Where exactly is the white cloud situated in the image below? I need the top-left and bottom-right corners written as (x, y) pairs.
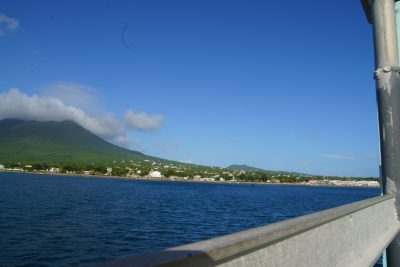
top-left (0, 88), bottom-right (127, 145)
top-left (124, 110), bottom-right (164, 131)
top-left (0, 14), bottom-right (19, 36)
top-left (321, 153), bottom-right (356, 160)
top-left (39, 82), bottom-right (100, 111)
top-left (0, 88), bottom-right (166, 150)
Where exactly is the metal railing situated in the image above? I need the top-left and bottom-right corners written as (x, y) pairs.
top-left (99, 195), bottom-right (400, 267)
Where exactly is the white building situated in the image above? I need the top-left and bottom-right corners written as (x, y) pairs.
top-left (149, 170), bottom-right (162, 178)
top-left (106, 167), bottom-right (112, 175)
top-left (49, 167), bottom-right (60, 173)
top-left (0, 164), bottom-right (4, 171)
top-left (193, 175), bottom-right (202, 181)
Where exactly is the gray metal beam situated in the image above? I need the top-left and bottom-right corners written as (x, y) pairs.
top-left (371, 0), bottom-right (399, 68)
top-left (98, 196), bottom-right (399, 267)
top-left (369, 0), bottom-right (400, 266)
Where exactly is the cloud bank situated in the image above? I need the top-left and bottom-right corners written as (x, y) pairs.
top-left (0, 14), bottom-right (19, 36)
top-left (124, 110), bottom-right (164, 131)
top-left (0, 88), bottom-right (164, 147)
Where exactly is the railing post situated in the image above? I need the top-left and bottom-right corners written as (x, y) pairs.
top-left (364, 0), bottom-right (400, 265)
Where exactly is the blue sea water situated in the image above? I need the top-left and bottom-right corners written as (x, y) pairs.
top-left (0, 173), bottom-right (380, 266)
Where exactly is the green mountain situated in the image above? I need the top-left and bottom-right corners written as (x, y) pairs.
top-left (227, 164), bottom-right (309, 176)
top-left (0, 119), bottom-right (312, 177)
top-left (0, 119), bottom-right (153, 163)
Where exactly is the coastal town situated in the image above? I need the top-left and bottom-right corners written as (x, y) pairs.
top-left (0, 160), bottom-right (380, 187)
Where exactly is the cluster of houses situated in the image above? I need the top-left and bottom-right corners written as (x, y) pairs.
top-left (147, 171), bottom-right (218, 181)
top-left (0, 164), bottom-right (23, 172)
top-left (0, 164), bottom-right (112, 176)
top-left (0, 162), bottom-right (380, 187)
top-left (305, 179), bottom-right (379, 187)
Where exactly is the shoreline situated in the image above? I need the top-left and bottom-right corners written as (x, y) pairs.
top-left (0, 170), bottom-right (381, 188)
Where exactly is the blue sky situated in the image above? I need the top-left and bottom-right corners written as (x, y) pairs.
top-left (0, 1), bottom-right (379, 177)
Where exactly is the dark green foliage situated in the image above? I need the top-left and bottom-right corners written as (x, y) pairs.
top-left (111, 167), bottom-right (129, 177)
top-left (0, 119), bottom-right (27, 131)
top-left (0, 119), bottom-right (153, 164)
top-left (161, 168), bottom-right (176, 177)
top-left (227, 164), bottom-right (309, 176)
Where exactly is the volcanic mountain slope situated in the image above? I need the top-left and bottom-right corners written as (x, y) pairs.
top-left (0, 119), bottom-right (150, 163)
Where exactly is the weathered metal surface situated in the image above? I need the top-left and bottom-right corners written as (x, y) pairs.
top-left (369, 1), bottom-right (400, 266)
top-left (371, 0), bottom-right (399, 68)
top-left (375, 65), bottom-right (400, 267)
top-left (395, 1), bottom-right (400, 62)
top-left (99, 195), bottom-right (400, 267)
top-left (375, 67), bottom-right (400, 204)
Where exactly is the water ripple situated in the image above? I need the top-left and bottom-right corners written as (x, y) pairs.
top-left (0, 173), bottom-right (379, 266)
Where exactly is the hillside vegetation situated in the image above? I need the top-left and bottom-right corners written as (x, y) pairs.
top-left (0, 119), bottom-right (149, 163)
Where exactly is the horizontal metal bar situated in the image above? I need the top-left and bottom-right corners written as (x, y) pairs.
top-left (99, 195), bottom-right (399, 267)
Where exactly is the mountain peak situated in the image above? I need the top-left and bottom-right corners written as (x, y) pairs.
top-left (0, 119), bottom-right (145, 163)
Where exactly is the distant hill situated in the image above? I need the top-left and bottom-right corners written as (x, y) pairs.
top-left (227, 164), bottom-right (309, 176)
top-left (0, 119), bottom-right (314, 177)
top-left (0, 119), bottom-right (154, 163)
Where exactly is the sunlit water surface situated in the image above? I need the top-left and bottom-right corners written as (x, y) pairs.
top-left (0, 173), bottom-right (380, 266)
